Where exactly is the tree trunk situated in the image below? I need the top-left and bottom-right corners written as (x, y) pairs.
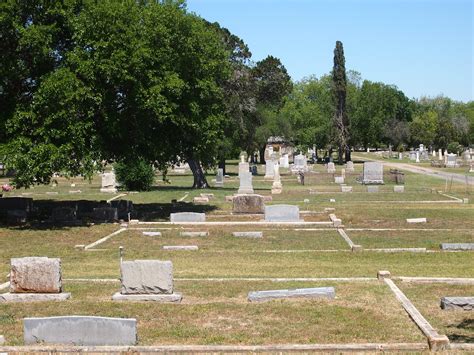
top-left (188, 159), bottom-right (209, 188)
top-left (345, 147), bottom-right (351, 162)
top-left (259, 145), bottom-right (266, 164)
top-left (338, 146), bottom-right (343, 164)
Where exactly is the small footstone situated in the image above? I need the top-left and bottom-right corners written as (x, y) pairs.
top-left (303, 199), bottom-right (310, 203)
top-left (163, 246), bottom-right (198, 251)
top-left (406, 218), bottom-right (427, 223)
top-left (329, 199), bottom-right (336, 203)
top-left (351, 245), bottom-right (363, 252)
top-left (377, 270), bottom-right (391, 280)
top-left (440, 297), bottom-right (474, 310)
top-left (180, 231), bottom-right (208, 237)
top-left (232, 232), bottom-right (263, 238)
top-left (112, 292), bottom-right (182, 303)
top-left (367, 185), bottom-right (379, 193)
top-left (440, 243), bottom-right (474, 250)
top-left (248, 287), bottom-right (335, 302)
top-left (393, 185), bottom-right (404, 193)
top-left (0, 335), bottom-right (5, 345)
top-left (341, 186), bottom-right (352, 193)
top-left (142, 231), bottom-right (162, 237)
top-left (0, 293), bottom-right (70, 303)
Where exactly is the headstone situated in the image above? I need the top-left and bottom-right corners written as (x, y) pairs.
top-left (180, 231), bottom-right (208, 237)
top-left (327, 162), bottom-right (336, 174)
top-left (280, 154), bottom-right (289, 168)
top-left (440, 243), bottom-right (474, 251)
top-left (415, 151), bottom-right (420, 163)
top-left (399, 152), bottom-right (403, 160)
top-left (271, 163), bottom-right (282, 194)
top-left (238, 162), bottom-right (250, 178)
top-left (233, 194), bottom-right (265, 214)
top-left (10, 257), bottom-right (62, 294)
top-left (248, 287), bottom-right (335, 302)
top-left (93, 207), bottom-right (118, 222)
top-left (341, 185), bottom-right (353, 193)
top-left (341, 169), bottom-right (346, 178)
top-left (250, 165), bottom-right (258, 175)
top-left (215, 168), bottom-right (224, 187)
top-left (419, 144), bottom-right (424, 152)
top-left (334, 176), bottom-right (344, 184)
top-left (112, 260), bottom-right (182, 302)
top-left (406, 218), bottom-right (427, 223)
top-left (264, 160), bottom-right (275, 179)
top-left (238, 171), bottom-right (254, 194)
top-left (362, 162), bottom-right (384, 184)
top-left (346, 161), bottom-right (355, 172)
top-left (264, 204), bottom-right (300, 222)
top-left (438, 149), bottom-right (443, 161)
top-left (440, 297), bottom-right (474, 311)
top-left (293, 154), bottom-right (308, 172)
top-left (170, 212), bottom-right (205, 222)
top-left (409, 151), bottom-right (416, 161)
top-left (367, 185), bottom-right (379, 193)
top-left (100, 171), bottom-right (117, 193)
top-left (394, 185), bottom-right (405, 193)
top-left (446, 153), bottom-right (457, 168)
top-left (193, 196), bottom-right (209, 204)
top-left (142, 231), bottom-right (161, 237)
top-left (232, 231), bottom-right (263, 238)
top-left (24, 316), bottom-right (137, 345)
top-left (162, 245), bottom-right (198, 251)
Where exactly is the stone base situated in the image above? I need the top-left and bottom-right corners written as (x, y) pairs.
top-left (248, 287), bottom-right (335, 302)
top-left (428, 335), bottom-right (450, 351)
top-left (100, 188), bottom-right (118, 193)
top-left (112, 292), bottom-right (182, 303)
top-left (237, 188), bottom-right (254, 194)
top-left (0, 292), bottom-right (71, 303)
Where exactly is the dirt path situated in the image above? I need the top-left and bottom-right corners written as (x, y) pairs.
top-left (353, 154), bottom-right (474, 186)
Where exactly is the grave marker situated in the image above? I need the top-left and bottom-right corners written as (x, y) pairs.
top-left (362, 162), bottom-right (384, 184)
top-left (264, 204), bottom-right (300, 222)
top-left (248, 287), bottom-right (335, 302)
top-left (170, 212), bottom-right (205, 222)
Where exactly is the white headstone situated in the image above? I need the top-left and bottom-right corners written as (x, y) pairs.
top-left (120, 260), bottom-right (173, 294)
top-left (362, 162), bottom-right (384, 184)
top-left (327, 162), bottom-right (336, 173)
top-left (446, 153), bottom-right (457, 168)
top-left (271, 163), bottom-right (282, 194)
top-left (215, 168), bottom-right (224, 187)
top-left (279, 154), bottom-right (289, 168)
top-left (438, 149), bottom-right (443, 161)
top-left (345, 161), bottom-right (354, 172)
top-left (238, 162), bottom-right (250, 178)
top-left (100, 171), bottom-right (117, 193)
top-left (264, 160), bottom-right (275, 179)
top-left (415, 151), bottom-right (420, 163)
top-left (264, 204), bottom-right (300, 222)
top-left (238, 171), bottom-right (254, 194)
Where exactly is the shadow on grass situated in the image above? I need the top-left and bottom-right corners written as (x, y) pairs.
top-left (448, 318), bottom-right (474, 343)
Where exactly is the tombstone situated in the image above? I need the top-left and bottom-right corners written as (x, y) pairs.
top-left (264, 204), bottom-right (300, 222)
top-left (93, 207), bottom-right (118, 222)
top-left (250, 165), bottom-right (258, 175)
top-left (24, 316), bottom-right (137, 345)
top-left (170, 212), bottom-right (205, 222)
top-left (238, 161), bottom-right (250, 178)
top-left (293, 154), bottom-right (308, 172)
top-left (193, 196), bottom-right (209, 204)
top-left (341, 185), bottom-right (353, 193)
top-left (341, 169), bottom-right (346, 178)
top-left (362, 162), bottom-right (384, 184)
top-left (233, 194), bottom-right (265, 214)
top-left (327, 162), bottom-right (336, 174)
top-left (432, 150), bottom-right (436, 157)
top-left (440, 297), bottom-right (474, 311)
top-left (446, 153), bottom-right (457, 168)
top-left (180, 231), bottom-right (208, 237)
top-left (394, 185), bottom-right (405, 193)
top-left (399, 152), bottom-right (403, 160)
top-left (346, 161), bottom-right (354, 172)
top-left (248, 287), bottom-right (335, 302)
top-left (334, 176), bottom-right (344, 184)
top-left (142, 231), bottom-right (161, 237)
top-left (233, 231), bottom-right (263, 238)
top-left (470, 162), bottom-right (474, 173)
top-left (280, 154), bottom-right (289, 168)
top-left (238, 171), bottom-right (254, 194)
top-left (438, 149), bottom-right (443, 161)
top-left (264, 158), bottom-right (275, 180)
top-left (163, 245), bottom-right (198, 251)
top-left (215, 168), bottom-right (224, 187)
top-left (440, 243), bottom-right (474, 251)
top-left (419, 144), bottom-right (424, 152)
top-left (421, 151), bottom-right (429, 161)
top-left (409, 151), bottom-right (416, 161)
top-left (462, 150), bottom-right (471, 165)
top-left (271, 163), bottom-right (282, 194)
top-left (0, 257), bottom-right (70, 302)
top-left (100, 171), bottom-right (117, 193)
top-left (367, 185), bottom-right (379, 193)
top-left (415, 151), bottom-right (420, 163)
top-left (112, 260), bottom-right (182, 302)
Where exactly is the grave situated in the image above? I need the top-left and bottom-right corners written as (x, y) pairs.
top-left (406, 218), bottom-right (427, 224)
top-left (163, 245), bottom-right (198, 251)
top-left (100, 171), bottom-right (117, 193)
top-left (329, 213), bottom-right (342, 227)
top-left (362, 162), bottom-right (384, 184)
top-left (264, 204), bottom-right (300, 222)
top-left (0, 257), bottom-right (70, 303)
top-left (232, 231), bottom-right (263, 238)
top-left (142, 231), bottom-right (162, 237)
top-left (346, 161), bottom-right (355, 172)
top-left (237, 171), bottom-right (254, 194)
top-left (394, 185), bottom-right (405, 193)
top-left (446, 153), bottom-right (457, 168)
top-left (334, 176), bottom-right (344, 184)
top-left (238, 161), bottom-right (250, 178)
top-left (327, 162), bottom-right (336, 173)
top-left (24, 316), bottom-right (137, 345)
top-left (292, 154), bottom-right (308, 172)
top-left (112, 260), bottom-right (182, 302)
top-left (233, 194), bottom-right (265, 214)
top-left (341, 185), bottom-right (353, 193)
top-left (180, 231), bottom-right (208, 237)
top-left (440, 243), bottom-right (474, 251)
top-left (440, 297), bottom-right (474, 311)
top-left (170, 212), bottom-right (205, 222)
top-left (215, 168), bottom-right (224, 187)
top-left (280, 154), bottom-right (289, 168)
top-left (367, 185), bottom-right (379, 193)
top-left (193, 196), bottom-right (209, 204)
top-left (248, 287), bottom-right (335, 302)
top-left (264, 159), bottom-right (275, 180)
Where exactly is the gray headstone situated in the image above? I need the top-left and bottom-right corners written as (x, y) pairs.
top-left (238, 162), bottom-right (250, 177)
top-left (440, 297), bottom-right (474, 310)
top-left (440, 243), bottom-right (474, 251)
top-left (446, 153), bottom-right (457, 168)
top-left (264, 160), bottom-right (275, 178)
top-left (180, 231), bottom-right (208, 237)
top-left (232, 231), bottom-right (263, 238)
top-left (345, 161), bottom-right (354, 172)
top-left (170, 212), bottom-right (205, 222)
top-left (10, 257), bottom-right (62, 294)
top-left (367, 185), bottom-right (379, 193)
top-left (264, 204), bottom-right (300, 222)
top-left (233, 194), bottom-right (264, 214)
top-left (100, 171), bottom-right (117, 193)
top-left (394, 185), bottom-right (405, 193)
top-left (24, 316), bottom-right (137, 345)
top-left (238, 171), bottom-right (254, 194)
top-left (327, 162), bottom-right (336, 173)
top-left (362, 162), bottom-right (384, 184)
top-left (215, 168), bottom-right (224, 187)
top-left (162, 245), bottom-right (198, 251)
top-left (121, 260), bottom-right (173, 294)
top-left (248, 287), bottom-right (335, 302)
top-left (142, 231), bottom-right (162, 237)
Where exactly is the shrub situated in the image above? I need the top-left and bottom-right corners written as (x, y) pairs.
top-left (114, 159), bottom-right (155, 191)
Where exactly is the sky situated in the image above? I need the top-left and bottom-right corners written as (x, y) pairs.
top-left (187, 0), bottom-right (473, 102)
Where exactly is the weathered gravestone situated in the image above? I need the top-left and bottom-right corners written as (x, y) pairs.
top-left (440, 243), bottom-right (474, 251)
top-left (264, 204), bottom-right (300, 222)
top-left (394, 185), bottom-right (405, 193)
top-left (0, 257), bottom-right (70, 302)
top-left (238, 171), bottom-right (254, 194)
top-left (112, 260), bottom-right (182, 302)
top-left (238, 161), bottom-right (250, 178)
top-left (232, 231), bottom-right (263, 238)
top-left (345, 161), bottom-right (354, 172)
top-left (271, 163), bottom-right (282, 194)
top-left (264, 159), bottom-right (275, 180)
top-left (446, 153), bottom-right (457, 168)
top-left (233, 194), bottom-right (265, 214)
top-left (334, 176), bottom-right (344, 184)
top-left (280, 154), bottom-right (289, 168)
top-left (248, 287), bottom-right (335, 302)
top-left (215, 168), bottom-right (224, 187)
top-left (440, 297), bottom-right (474, 311)
top-left (367, 185), bottom-right (379, 193)
top-left (24, 316), bottom-right (137, 345)
top-left (292, 154), bottom-right (308, 172)
top-left (362, 162), bottom-right (384, 184)
top-left (327, 162), bottom-right (336, 174)
top-left (170, 212), bottom-right (205, 222)
top-left (100, 171), bottom-right (117, 193)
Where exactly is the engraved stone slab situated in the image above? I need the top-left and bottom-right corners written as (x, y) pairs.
top-left (362, 162), bottom-right (384, 184)
top-left (24, 316), bottom-right (137, 345)
top-left (10, 257), bottom-right (62, 294)
top-left (233, 194), bottom-right (264, 214)
top-left (238, 162), bottom-right (250, 177)
top-left (170, 212), bottom-right (205, 222)
top-left (440, 297), bottom-right (474, 310)
top-left (142, 231), bottom-right (162, 237)
top-left (232, 232), bottom-right (263, 238)
top-left (334, 176), bottom-right (344, 184)
top-left (215, 168), bottom-right (224, 187)
top-left (367, 185), bottom-right (379, 193)
top-left (100, 172), bottom-right (117, 193)
top-left (193, 197), bottom-right (209, 204)
top-left (406, 218), bottom-right (427, 223)
top-left (394, 185), bottom-right (405, 193)
top-left (180, 231), bottom-right (208, 237)
top-left (0, 292), bottom-right (70, 303)
top-left (264, 204), bottom-right (300, 222)
top-left (341, 185), bottom-right (353, 193)
top-left (248, 287), bottom-right (335, 302)
top-left (440, 243), bottom-right (474, 251)
top-left (112, 292), bottom-right (182, 302)
top-left (163, 245), bottom-right (198, 251)
top-left (120, 260), bottom-right (173, 294)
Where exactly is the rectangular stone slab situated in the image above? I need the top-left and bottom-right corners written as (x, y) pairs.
top-left (10, 257), bottom-right (62, 293)
top-left (362, 161), bottom-right (384, 184)
top-left (407, 218), bottom-right (427, 223)
top-left (162, 246), bottom-right (199, 251)
top-left (24, 316), bottom-right (136, 345)
top-left (233, 194), bottom-right (264, 214)
top-left (180, 232), bottom-right (208, 237)
top-left (121, 260), bottom-right (173, 295)
top-left (0, 292), bottom-right (70, 303)
top-left (112, 292), bottom-right (182, 303)
top-left (170, 212), bottom-right (205, 222)
top-left (232, 232), bottom-right (263, 238)
top-left (367, 185), bottom-right (379, 193)
top-left (142, 231), bottom-right (162, 237)
top-left (264, 204), bottom-right (300, 222)
top-left (248, 287), bottom-right (335, 302)
top-left (440, 297), bottom-right (474, 310)
top-left (440, 243), bottom-right (474, 250)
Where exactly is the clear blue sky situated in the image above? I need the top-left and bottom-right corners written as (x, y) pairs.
top-left (187, 0), bottom-right (473, 102)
